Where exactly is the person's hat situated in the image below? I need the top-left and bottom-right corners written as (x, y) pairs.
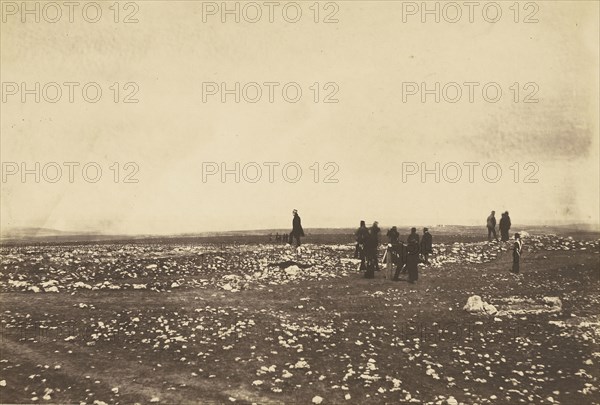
top-left (515, 233), bottom-right (521, 238)
top-left (424, 227), bottom-right (429, 231)
top-left (411, 227), bottom-right (417, 232)
top-left (292, 209), bottom-right (298, 213)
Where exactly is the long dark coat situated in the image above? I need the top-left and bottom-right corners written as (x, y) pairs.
top-left (292, 214), bottom-right (304, 237)
top-left (421, 232), bottom-right (433, 254)
top-left (512, 239), bottom-right (522, 273)
top-left (406, 245), bottom-right (419, 282)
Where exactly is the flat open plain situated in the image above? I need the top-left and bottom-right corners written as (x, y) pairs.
top-left (1, 230), bottom-right (599, 404)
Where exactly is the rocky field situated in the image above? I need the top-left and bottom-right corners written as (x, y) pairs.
top-left (0, 232), bottom-right (599, 404)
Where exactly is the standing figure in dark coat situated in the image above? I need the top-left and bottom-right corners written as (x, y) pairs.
top-left (487, 211), bottom-right (498, 241)
top-left (364, 228), bottom-right (378, 279)
top-left (387, 226), bottom-right (400, 244)
top-left (386, 226), bottom-right (402, 277)
top-left (289, 209), bottom-right (305, 247)
top-left (420, 227), bottom-right (433, 264)
top-left (355, 220), bottom-right (369, 270)
top-left (499, 211), bottom-right (512, 241)
top-left (370, 221), bottom-right (381, 271)
top-left (406, 228), bottom-right (420, 283)
top-left (511, 233), bottom-right (523, 274)
top-left (407, 227), bottom-right (420, 245)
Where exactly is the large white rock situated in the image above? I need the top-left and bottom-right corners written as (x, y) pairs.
top-left (463, 295), bottom-right (497, 315)
top-left (543, 296), bottom-right (562, 310)
top-left (285, 265), bottom-right (301, 276)
top-left (447, 396), bottom-right (458, 405)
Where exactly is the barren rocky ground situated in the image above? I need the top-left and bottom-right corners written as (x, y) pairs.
top-left (1, 232), bottom-right (599, 404)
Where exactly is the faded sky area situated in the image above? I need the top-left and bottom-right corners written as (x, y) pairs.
top-left (1, 1), bottom-right (599, 235)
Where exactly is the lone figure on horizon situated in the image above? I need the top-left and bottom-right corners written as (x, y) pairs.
top-left (289, 209), bottom-right (304, 247)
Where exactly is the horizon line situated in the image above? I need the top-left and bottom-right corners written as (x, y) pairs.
top-left (2, 222), bottom-right (599, 239)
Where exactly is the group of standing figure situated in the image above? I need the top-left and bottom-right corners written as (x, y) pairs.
top-left (486, 210), bottom-right (513, 242)
top-left (354, 221), bottom-right (433, 284)
top-left (280, 209), bottom-right (522, 277)
top-left (487, 210), bottom-right (523, 274)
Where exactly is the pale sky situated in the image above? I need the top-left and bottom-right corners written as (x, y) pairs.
top-left (1, 1), bottom-right (598, 234)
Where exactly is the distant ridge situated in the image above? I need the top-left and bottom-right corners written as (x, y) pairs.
top-left (1, 224), bottom-right (598, 245)
top-left (2, 227), bottom-right (69, 237)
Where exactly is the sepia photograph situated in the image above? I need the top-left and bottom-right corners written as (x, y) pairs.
top-left (0, 1), bottom-right (599, 403)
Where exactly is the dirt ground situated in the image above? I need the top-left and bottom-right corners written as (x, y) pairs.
top-left (1, 231), bottom-right (599, 404)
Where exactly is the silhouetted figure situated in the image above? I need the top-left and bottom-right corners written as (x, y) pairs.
top-left (421, 227), bottom-right (433, 264)
top-left (406, 227), bottom-right (420, 283)
top-left (499, 211), bottom-right (512, 241)
top-left (355, 220), bottom-right (369, 270)
top-left (386, 226), bottom-right (403, 277)
top-left (370, 221), bottom-right (381, 271)
top-left (487, 211), bottom-right (498, 241)
top-left (364, 227), bottom-right (379, 279)
top-left (407, 227), bottom-right (420, 245)
top-left (511, 233), bottom-right (523, 274)
top-left (387, 226), bottom-right (400, 244)
top-left (289, 209), bottom-right (304, 247)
